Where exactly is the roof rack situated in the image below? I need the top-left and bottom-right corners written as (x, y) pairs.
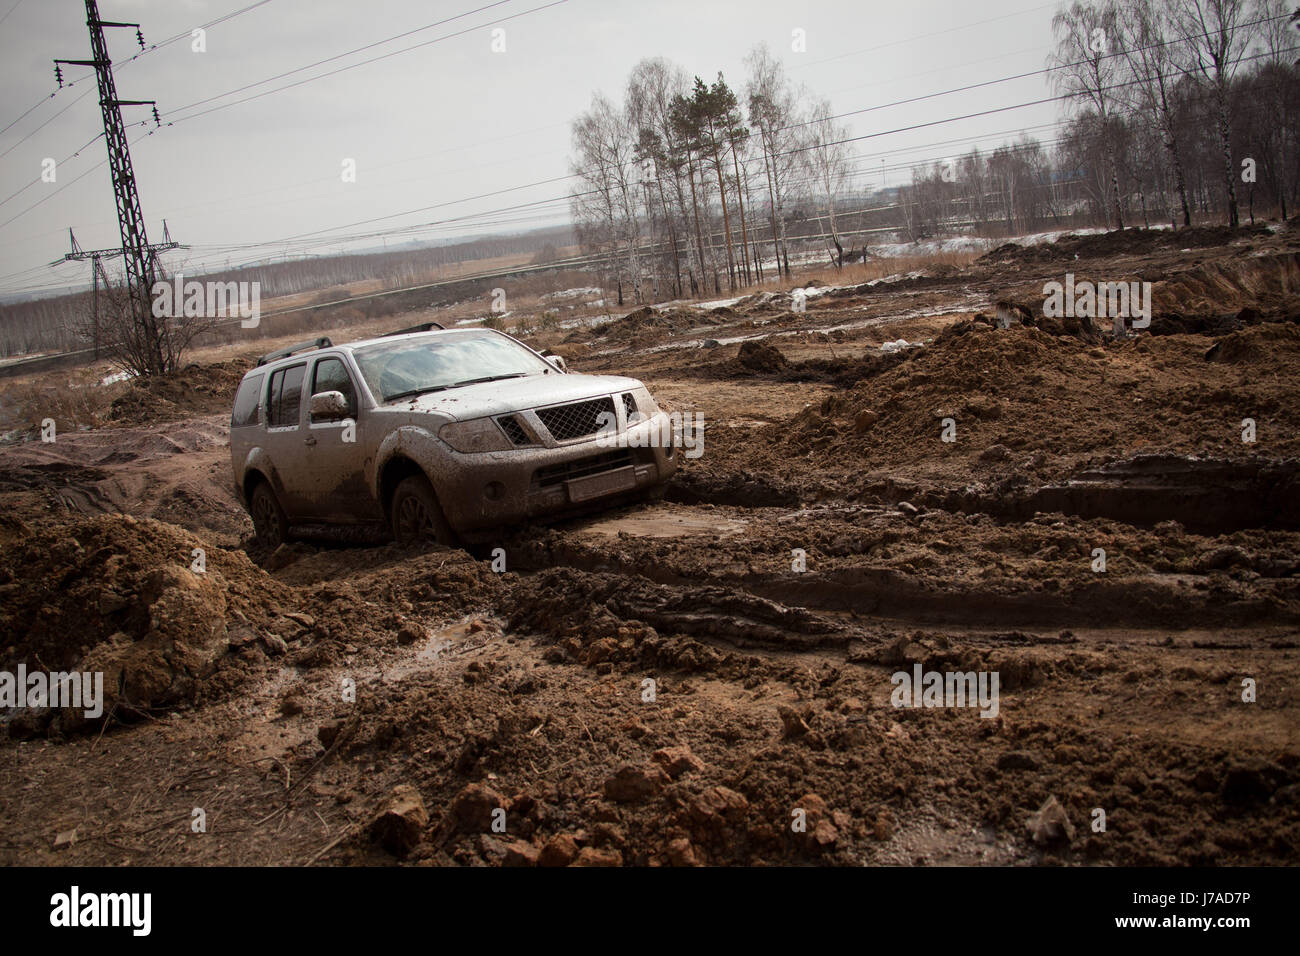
top-left (382, 321), bottom-right (445, 337)
top-left (256, 336), bottom-right (333, 367)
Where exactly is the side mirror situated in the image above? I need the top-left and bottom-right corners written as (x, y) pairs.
top-left (541, 350), bottom-right (567, 372)
top-left (310, 390), bottom-right (349, 421)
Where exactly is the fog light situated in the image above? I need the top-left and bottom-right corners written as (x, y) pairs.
top-left (484, 480), bottom-right (506, 501)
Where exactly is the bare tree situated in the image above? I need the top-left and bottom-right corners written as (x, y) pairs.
top-left (71, 263), bottom-right (219, 376)
top-left (570, 93), bottom-right (642, 304)
top-left (1118, 0), bottom-right (1195, 225)
top-left (627, 58), bottom-right (692, 296)
top-left (1172, 0), bottom-right (1252, 226)
top-left (745, 44), bottom-right (800, 278)
top-left (1051, 0), bottom-right (1127, 229)
top-left (802, 98), bottom-right (851, 266)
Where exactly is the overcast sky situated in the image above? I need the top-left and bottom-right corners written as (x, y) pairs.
top-left (0, 0), bottom-right (1063, 296)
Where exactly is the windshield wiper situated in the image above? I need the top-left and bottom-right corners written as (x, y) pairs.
top-left (386, 384), bottom-right (453, 402)
top-left (385, 373), bottom-right (529, 403)
top-left (449, 373), bottom-right (529, 388)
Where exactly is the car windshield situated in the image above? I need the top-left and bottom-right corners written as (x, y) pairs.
top-left (352, 331), bottom-right (555, 403)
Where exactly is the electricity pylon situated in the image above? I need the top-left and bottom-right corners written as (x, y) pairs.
top-left (55, 1), bottom-right (170, 372)
top-left (55, 223), bottom-right (184, 359)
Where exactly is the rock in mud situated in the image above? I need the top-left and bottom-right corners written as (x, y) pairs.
top-left (573, 847), bottom-right (623, 867)
top-left (368, 784), bottom-right (428, 857)
top-left (652, 745), bottom-right (705, 779)
top-left (1026, 795), bottom-right (1074, 846)
top-left (667, 837), bottom-right (699, 867)
top-left (502, 839), bottom-right (540, 867)
top-left (449, 782), bottom-right (505, 832)
top-left (777, 704), bottom-right (812, 738)
top-left (854, 410), bottom-right (880, 432)
top-left (688, 786), bottom-right (750, 829)
top-left (538, 833), bottom-right (580, 867)
top-left (604, 763), bottom-right (671, 802)
top-left (796, 794), bottom-right (840, 848)
top-left (873, 635), bottom-right (926, 666)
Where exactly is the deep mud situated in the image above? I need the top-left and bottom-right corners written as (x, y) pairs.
top-left (1, 224), bottom-right (1297, 866)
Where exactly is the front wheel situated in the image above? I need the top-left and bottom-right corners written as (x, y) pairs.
top-left (391, 475), bottom-right (457, 546)
top-left (250, 481), bottom-right (288, 548)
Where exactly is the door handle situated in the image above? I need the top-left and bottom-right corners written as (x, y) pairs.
top-left (304, 436), bottom-right (317, 446)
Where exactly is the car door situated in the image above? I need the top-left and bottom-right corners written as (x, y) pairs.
top-left (301, 354), bottom-right (380, 522)
top-left (262, 361), bottom-right (311, 518)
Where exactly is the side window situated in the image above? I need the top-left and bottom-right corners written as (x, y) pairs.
top-left (231, 373), bottom-right (263, 428)
top-left (311, 357), bottom-right (356, 421)
top-left (267, 363), bottom-right (306, 429)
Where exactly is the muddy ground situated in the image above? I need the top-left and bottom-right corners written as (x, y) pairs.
top-left (1, 224), bottom-right (1298, 867)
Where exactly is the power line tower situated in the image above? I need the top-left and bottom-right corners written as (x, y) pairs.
top-left (55, 0), bottom-right (169, 373)
top-left (54, 223), bottom-right (185, 359)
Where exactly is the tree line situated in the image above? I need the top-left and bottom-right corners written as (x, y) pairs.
top-left (569, 47), bottom-right (856, 303)
top-left (570, 1), bottom-right (1299, 302)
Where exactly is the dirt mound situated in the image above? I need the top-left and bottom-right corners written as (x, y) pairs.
top-left (590, 306), bottom-right (719, 347)
top-left (108, 359), bottom-right (250, 426)
top-left (737, 340), bottom-right (787, 372)
top-left (0, 513), bottom-right (293, 733)
top-left (1205, 321), bottom-right (1300, 364)
top-left (775, 320), bottom-right (1300, 474)
top-left (1154, 252), bottom-right (1300, 319)
top-left (975, 225), bottom-right (1274, 266)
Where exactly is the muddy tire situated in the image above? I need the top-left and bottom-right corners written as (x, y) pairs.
top-left (250, 481), bottom-right (288, 549)
top-left (641, 483), bottom-right (668, 503)
top-left (391, 475), bottom-right (457, 546)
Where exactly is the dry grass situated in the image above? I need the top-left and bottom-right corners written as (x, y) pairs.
top-left (0, 367), bottom-right (130, 435)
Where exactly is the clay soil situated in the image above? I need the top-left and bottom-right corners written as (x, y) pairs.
top-left (1, 224), bottom-right (1298, 867)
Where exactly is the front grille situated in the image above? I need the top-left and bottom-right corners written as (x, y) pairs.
top-left (536, 396), bottom-right (616, 442)
top-left (621, 391), bottom-right (637, 420)
top-left (532, 449), bottom-right (633, 488)
top-left (496, 414), bottom-right (531, 446)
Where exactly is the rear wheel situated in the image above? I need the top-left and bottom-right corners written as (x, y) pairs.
top-left (391, 475), bottom-right (457, 546)
top-left (250, 481), bottom-right (288, 548)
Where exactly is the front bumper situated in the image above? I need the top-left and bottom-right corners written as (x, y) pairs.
top-left (434, 411), bottom-right (679, 536)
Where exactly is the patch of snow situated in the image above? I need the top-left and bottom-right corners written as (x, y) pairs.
top-left (692, 296), bottom-right (745, 310)
top-left (542, 286), bottom-right (603, 301)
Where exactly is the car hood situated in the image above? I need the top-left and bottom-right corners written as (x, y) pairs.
top-left (383, 372), bottom-right (643, 421)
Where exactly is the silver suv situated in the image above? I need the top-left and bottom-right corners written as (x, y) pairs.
top-left (229, 326), bottom-right (677, 547)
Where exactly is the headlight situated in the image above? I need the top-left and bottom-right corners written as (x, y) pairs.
top-left (438, 418), bottom-right (514, 453)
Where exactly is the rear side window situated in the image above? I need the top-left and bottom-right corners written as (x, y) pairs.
top-left (311, 357), bottom-right (356, 419)
top-left (231, 373), bottom-right (263, 428)
top-left (267, 363), bottom-right (306, 429)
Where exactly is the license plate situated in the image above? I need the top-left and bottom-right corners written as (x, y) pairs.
top-left (566, 465), bottom-right (637, 503)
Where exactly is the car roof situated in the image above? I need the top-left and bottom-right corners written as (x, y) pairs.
top-left (247, 326), bottom-right (498, 377)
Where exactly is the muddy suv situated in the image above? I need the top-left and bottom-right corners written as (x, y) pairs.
top-left (230, 326), bottom-right (677, 547)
